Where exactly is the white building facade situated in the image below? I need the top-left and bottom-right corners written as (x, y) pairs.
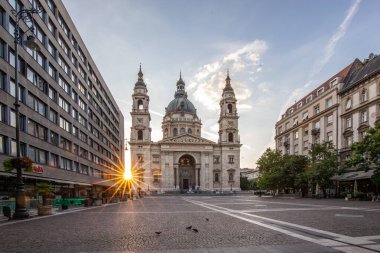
top-left (129, 67), bottom-right (241, 192)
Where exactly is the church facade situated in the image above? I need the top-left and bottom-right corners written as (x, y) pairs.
top-left (129, 67), bottom-right (241, 192)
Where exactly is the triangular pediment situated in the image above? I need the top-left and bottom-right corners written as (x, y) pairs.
top-left (159, 134), bottom-right (216, 145)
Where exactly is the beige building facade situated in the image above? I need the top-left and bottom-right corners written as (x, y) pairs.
top-left (129, 68), bottom-right (241, 192)
top-left (275, 63), bottom-right (353, 155)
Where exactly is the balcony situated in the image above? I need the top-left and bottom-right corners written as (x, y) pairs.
top-left (311, 128), bottom-right (320, 135)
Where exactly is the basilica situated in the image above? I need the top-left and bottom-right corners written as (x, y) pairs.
top-left (129, 66), bottom-right (241, 192)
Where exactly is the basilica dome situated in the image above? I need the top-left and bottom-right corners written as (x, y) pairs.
top-left (165, 73), bottom-right (197, 114)
top-left (166, 97), bottom-right (196, 114)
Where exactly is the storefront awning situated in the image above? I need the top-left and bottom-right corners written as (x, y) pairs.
top-left (331, 169), bottom-right (375, 181)
top-left (0, 172), bottom-right (90, 186)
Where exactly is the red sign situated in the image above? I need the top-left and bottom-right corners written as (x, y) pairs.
top-left (32, 165), bottom-right (44, 174)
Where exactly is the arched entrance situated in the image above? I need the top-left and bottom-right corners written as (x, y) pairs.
top-left (178, 155), bottom-right (196, 190)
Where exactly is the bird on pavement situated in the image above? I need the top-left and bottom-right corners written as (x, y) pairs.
top-left (192, 228), bottom-right (199, 233)
top-left (186, 226), bottom-right (192, 230)
top-left (205, 218), bottom-right (209, 221)
top-left (155, 232), bottom-right (162, 235)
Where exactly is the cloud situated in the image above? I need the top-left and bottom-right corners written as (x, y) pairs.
top-left (188, 40), bottom-right (268, 111)
top-left (311, 0), bottom-right (361, 76)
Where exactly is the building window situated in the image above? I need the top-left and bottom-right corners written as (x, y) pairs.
top-left (137, 99), bottom-right (143, 110)
top-left (9, 109), bottom-right (16, 127)
top-left (361, 110), bottom-right (367, 123)
top-left (326, 131), bottom-right (333, 142)
top-left (137, 130), bottom-right (143, 140)
top-left (294, 131), bottom-right (299, 139)
top-left (306, 95), bottom-right (313, 103)
top-left (188, 128), bottom-right (192, 134)
top-left (180, 128), bottom-right (186, 134)
top-left (28, 146), bottom-right (47, 164)
top-left (214, 173), bottom-right (219, 182)
top-left (229, 172), bottom-right (234, 182)
top-left (28, 120), bottom-right (47, 141)
top-left (326, 97), bottom-right (333, 108)
top-left (59, 116), bottom-right (71, 132)
top-left (48, 64), bottom-right (57, 80)
top-left (285, 122), bottom-right (289, 130)
top-left (227, 104), bottom-right (233, 113)
top-left (228, 133), bottom-right (234, 142)
top-left (49, 153), bottom-right (59, 167)
top-left (58, 14), bottom-right (69, 36)
top-left (213, 155), bottom-right (220, 164)
top-left (59, 96), bottom-right (70, 113)
top-left (49, 109), bottom-right (57, 124)
top-left (303, 112), bottom-right (308, 121)
top-left (228, 155), bottom-right (234, 164)
top-left (293, 117), bottom-right (298, 126)
top-left (303, 140), bottom-right (308, 150)
top-left (47, 41), bottom-right (56, 57)
top-left (59, 137), bottom-right (72, 151)
top-left (0, 135), bottom-right (5, 154)
top-left (345, 136), bottom-right (353, 147)
top-left (48, 86), bottom-right (57, 102)
top-left (50, 131), bottom-right (58, 146)
top-left (61, 157), bottom-right (72, 170)
top-left (173, 128), bottom-right (178, 136)
top-left (345, 98), bottom-right (352, 110)
top-left (314, 120), bottom-right (320, 129)
top-left (361, 89), bottom-right (368, 103)
top-left (346, 117), bottom-right (352, 128)
top-left (317, 87), bottom-right (324, 96)
top-left (326, 114), bottom-right (333, 125)
top-left (314, 104), bottom-right (320, 115)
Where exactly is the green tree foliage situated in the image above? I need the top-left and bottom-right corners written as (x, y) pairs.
top-left (240, 176), bottom-right (256, 190)
top-left (34, 182), bottom-right (54, 206)
top-left (346, 124), bottom-right (380, 192)
top-left (256, 148), bottom-right (283, 193)
top-left (256, 148), bottom-right (309, 194)
top-left (308, 141), bottom-right (338, 197)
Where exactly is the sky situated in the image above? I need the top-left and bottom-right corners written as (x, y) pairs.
top-left (62, 0), bottom-right (380, 168)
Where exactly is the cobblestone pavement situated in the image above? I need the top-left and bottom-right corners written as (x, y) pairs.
top-left (0, 196), bottom-right (379, 253)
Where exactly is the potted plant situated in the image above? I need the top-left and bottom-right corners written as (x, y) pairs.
top-left (35, 182), bottom-right (54, 216)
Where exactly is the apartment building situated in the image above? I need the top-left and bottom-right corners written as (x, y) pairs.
top-left (0, 0), bottom-right (124, 198)
top-left (275, 63), bottom-right (353, 155)
top-left (339, 54), bottom-right (380, 161)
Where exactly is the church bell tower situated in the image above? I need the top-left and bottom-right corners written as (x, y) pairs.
top-left (130, 65), bottom-right (151, 143)
top-left (218, 71), bottom-right (239, 144)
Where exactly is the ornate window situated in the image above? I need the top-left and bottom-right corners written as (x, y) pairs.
top-left (345, 98), bottom-right (352, 110)
top-left (164, 128), bottom-right (168, 138)
top-left (228, 172), bottom-right (234, 182)
top-left (137, 130), bottom-right (143, 140)
top-left (187, 128), bottom-right (192, 134)
top-left (180, 128), bottom-right (185, 134)
top-left (173, 128), bottom-right (178, 136)
top-left (228, 133), bottom-right (234, 142)
top-left (227, 104), bottom-right (233, 113)
top-left (361, 89), bottom-right (368, 103)
top-left (137, 99), bottom-right (143, 110)
top-left (214, 173), bottom-right (219, 182)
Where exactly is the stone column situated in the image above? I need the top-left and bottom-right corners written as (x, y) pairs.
top-left (174, 168), bottom-right (177, 188)
top-left (195, 168), bottom-right (198, 188)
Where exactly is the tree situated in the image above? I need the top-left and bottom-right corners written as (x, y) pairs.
top-left (346, 124), bottom-right (380, 192)
top-left (256, 148), bottom-right (283, 194)
top-left (34, 182), bottom-right (54, 206)
top-left (308, 141), bottom-right (338, 198)
top-left (240, 177), bottom-right (256, 190)
top-left (282, 154), bottom-right (309, 191)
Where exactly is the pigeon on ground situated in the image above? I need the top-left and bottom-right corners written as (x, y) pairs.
top-left (186, 226), bottom-right (192, 230)
top-left (205, 218), bottom-right (209, 221)
top-left (155, 232), bottom-right (162, 235)
top-left (192, 228), bottom-right (199, 233)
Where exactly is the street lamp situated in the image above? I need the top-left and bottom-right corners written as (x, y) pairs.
top-left (12, 6), bottom-right (41, 219)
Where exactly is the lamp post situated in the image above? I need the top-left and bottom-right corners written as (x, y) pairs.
top-left (12, 6), bottom-right (41, 219)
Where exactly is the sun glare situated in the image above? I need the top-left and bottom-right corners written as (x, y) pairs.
top-left (124, 168), bottom-right (132, 180)
top-left (95, 152), bottom-right (151, 202)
